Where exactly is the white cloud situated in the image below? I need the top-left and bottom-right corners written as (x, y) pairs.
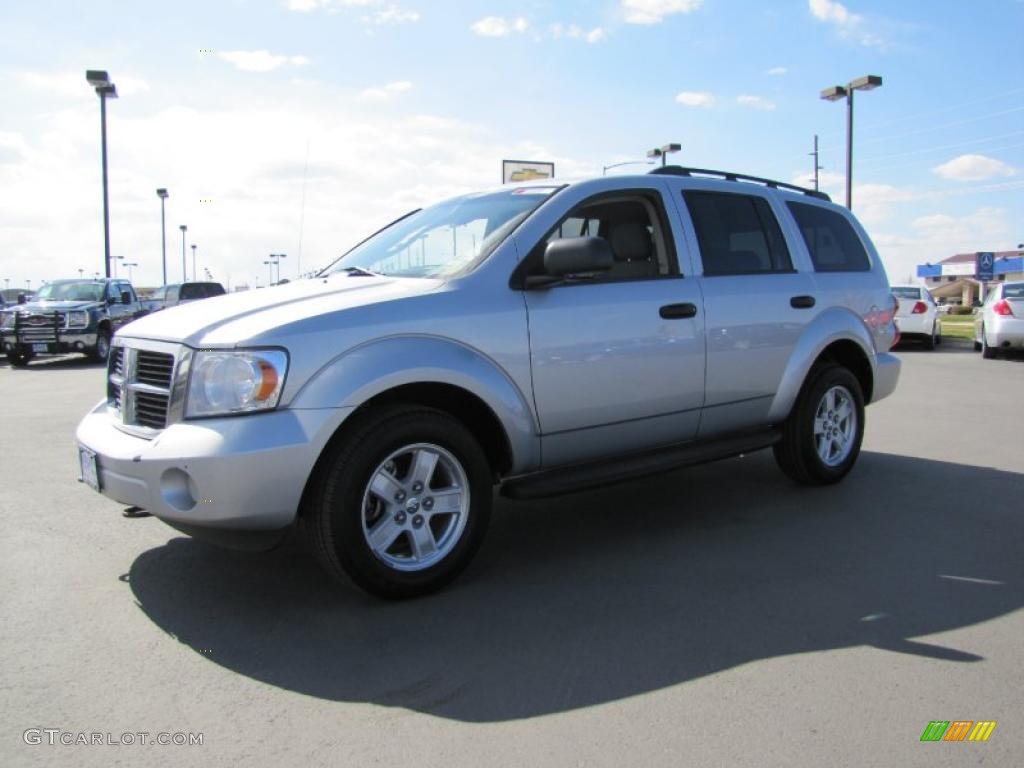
top-left (358, 80), bottom-right (413, 102)
top-left (766, 66), bottom-right (787, 76)
top-left (736, 94), bottom-right (775, 110)
top-left (675, 90), bottom-right (714, 107)
top-left (808, 0), bottom-right (882, 47)
top-left (364, 5), bottom-right (420, 24)
top-left (217, 50), bottom-right (311, 73)
top-left (933, 154), bottom-right (1017, 182)
top-left (621, 0), bottom-right (704, 25)
top-left (471, 16), bottom-right (529, 37)
top-left (551, 23), bottom-right (608, 43)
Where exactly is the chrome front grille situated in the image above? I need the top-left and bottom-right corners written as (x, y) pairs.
top-left (108, 343), bottom-right (179, 434)
top-left (15, 312), bottom-right (62, 343)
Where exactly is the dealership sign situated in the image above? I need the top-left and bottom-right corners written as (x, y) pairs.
top-left (502, 160), bottom-right (555, 184)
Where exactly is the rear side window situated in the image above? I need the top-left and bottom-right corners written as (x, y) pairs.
top-left (683, 191), bottom-right (792, 276)
top-left (1004, 283), bottom-right (1024, 299)
top-left (787, 202), bottom-right (871, 272)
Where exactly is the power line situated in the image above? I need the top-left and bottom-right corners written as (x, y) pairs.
top-left (855, 130), bottom-right (1024, 167)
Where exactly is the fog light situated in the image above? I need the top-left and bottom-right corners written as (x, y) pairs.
top-left (160, 467), bottom-right (197, 511)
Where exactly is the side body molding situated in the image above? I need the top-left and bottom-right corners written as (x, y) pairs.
top-left (767, 307), bottom-right (877, 423)
top-left (290, 335), bottom-right (541, 474)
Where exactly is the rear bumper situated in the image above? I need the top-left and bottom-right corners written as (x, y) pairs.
top-left (987, 317), bottom-right (1024, 348)
top-left (894, 313), bottom-right (933, 336)
top-left (870, 352), bottom-right (900, 404)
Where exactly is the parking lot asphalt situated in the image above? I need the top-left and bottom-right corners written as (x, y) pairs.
top-left (2, 345), bottom-right (1022, 768)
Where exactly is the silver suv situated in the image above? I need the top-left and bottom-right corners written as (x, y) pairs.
top-left (76, 167), bottom-right (900, 598)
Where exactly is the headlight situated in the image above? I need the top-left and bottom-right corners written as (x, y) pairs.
top-left (0, 312), bottom-right (14, 329)
top-left (67, 311), bottom-right (89, 329)
top-left (185, 349), bottom-right (288, 418)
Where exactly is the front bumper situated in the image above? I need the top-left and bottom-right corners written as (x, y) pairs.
top-left (76, 401), bottom-right (353, 533)
top-left (2, 329), bottom-right (97, 354)
top-left (870, 352), bottom-right (900, 404)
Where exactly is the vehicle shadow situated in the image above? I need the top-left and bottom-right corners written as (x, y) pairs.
top-left (6, 355), bottom-right (106, 370)
top-left (126, 451), bottom-right (1023, 722)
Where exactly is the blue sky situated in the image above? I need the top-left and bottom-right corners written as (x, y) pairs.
top-left (1, 0), bottom-right (1022, 289)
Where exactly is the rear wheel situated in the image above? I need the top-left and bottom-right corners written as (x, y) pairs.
top-left (773, 363), bottom-right (865, 486)
top-left (301, 405), bottom-right (492, 599)
top-left (923, 323), bottom-right (937, 350)
top-left (981, 325), bottom-right (998, 359)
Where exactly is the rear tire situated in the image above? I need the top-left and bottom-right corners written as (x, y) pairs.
top-left (981, 326), bottom-right (998, 359)
top-left (300, 405), bottom-right (492, 599)
top-left (923, 324), bottom-right (936, 350)
top-left (773, 363), bottom-right (865, 486)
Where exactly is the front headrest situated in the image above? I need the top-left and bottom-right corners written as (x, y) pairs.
top-left (609, 221), bottom-right (653, 262)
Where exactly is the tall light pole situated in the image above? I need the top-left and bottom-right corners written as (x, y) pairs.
top-left (821, 75), bottom-right (883, 209)
top-left (263, 259), bottom-right (274, 285)
top-left (123, 262), bottom-right (138, 281)
top-left (647, 143), bottom-right (681, 167)
top-left (179, 225), bottom-right (188, 282)
top-left (86, 70), bottom-right (118, 278)
top-left (809, 134), bottom-right (823, 192)
top-left (157, 189), bottom-right (169, 286)
top-left (191, 244), bottom-right (197, 282)
top-left (112, 255), bottom-right (124, 277)
top-left (602, 160), bottom-right (656, 175)
top-left (276, 253), bottom-right (287, 283)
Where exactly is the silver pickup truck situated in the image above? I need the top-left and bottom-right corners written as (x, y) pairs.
top-left (76, 167), bottom-right (900, 598)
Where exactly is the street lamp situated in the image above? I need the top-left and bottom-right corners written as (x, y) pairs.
top-left (112, 255), bottom-right (124, 277)
top-left (276, 253), bottom-right (287, 283)
top-left (821, 75), bottom-right (883, 209)
top-left (179, 225), bottom-right (187, 282)
top-left (602, 160), bottom-right (656, 175)
top-left (191, 244), bottom-right (197, 282)
top-left (86, 70), bottom-right (117, 278)
top-left (156, 189), bottom-right (169, 285)
top-left (647, 143), bottom-right (681, 167)
top-left (122, 262), bottom-right (138, 281)
top-left (262, 259), bottom-right (274, 285)
top-left (78, 269), bottom-right (84, 278)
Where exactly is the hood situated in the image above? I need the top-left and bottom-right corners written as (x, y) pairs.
top-left (7, 300), bottom-right (104, 313)
top-left (120, 273), bottom-right (444, 346)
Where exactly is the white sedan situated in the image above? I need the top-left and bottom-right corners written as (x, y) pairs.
top-left (975, 281), bottom-right (1024, 359)
top-left (892, 285), bottom-right (940, 350)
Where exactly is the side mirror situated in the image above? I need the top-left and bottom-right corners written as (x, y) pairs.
top-left (525, 237), bottom-right (613, 288)
top-left (17, 293), bottom-right (27, 305)
top-left (121, 291), bottom-right (132, 304)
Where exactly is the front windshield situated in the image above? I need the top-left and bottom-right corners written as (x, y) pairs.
top-left (36, 281), bottom-right (105, 302)
top-left (325, 187), bottom-right (560, 278)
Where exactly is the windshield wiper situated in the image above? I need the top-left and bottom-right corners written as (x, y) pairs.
top-left (336, 267), bottom-right (384, 277)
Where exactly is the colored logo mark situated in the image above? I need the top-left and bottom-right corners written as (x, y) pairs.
top-left (920, 721), bottom-right (997, 742)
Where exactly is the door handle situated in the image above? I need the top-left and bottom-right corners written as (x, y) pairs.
top-left (659, 302), bottom-right (698, 319)
top-left (790, 295), bottom-right (816, 309)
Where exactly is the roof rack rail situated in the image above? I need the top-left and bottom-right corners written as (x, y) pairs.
top-left (650, 165), bottom-right (830, 201)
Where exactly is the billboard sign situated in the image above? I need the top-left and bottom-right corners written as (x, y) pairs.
top-left (975, 252), bottom-right (995, 281)
top-left (502, 160), bottom-right (555, 184)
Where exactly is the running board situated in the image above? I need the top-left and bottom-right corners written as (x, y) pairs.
top-left (500, 429), bottom-right (781, 500)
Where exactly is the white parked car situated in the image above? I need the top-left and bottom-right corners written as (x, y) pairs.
top-left (975, 281), bottom-right (1024, 359)
top-left (891, 285), bottom-right (940, 349)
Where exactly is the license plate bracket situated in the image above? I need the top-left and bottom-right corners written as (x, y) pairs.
top-left (79, 446), bottom-right (101, 492)
top-left (32, 343), bottom-right (48, 353)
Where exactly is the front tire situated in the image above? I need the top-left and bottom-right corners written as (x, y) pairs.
top-left (90, 329), bottom-right (111, 363)
top-left (301, 405), bottom-right (492, 599)
top-left (6, 347), bottom-right (33, 367)
top-left (773, 364), bottom-right (865, 486)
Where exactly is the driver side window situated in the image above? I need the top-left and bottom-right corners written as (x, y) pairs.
top-left (539, 194), bottom-right (677, 282)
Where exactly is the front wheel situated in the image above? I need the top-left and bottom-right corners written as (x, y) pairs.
top-left (773, 364), bottom-right (865, 486)
top-left (90, 329), bottom-right (111, 363)
top-left (6, 347), bottom-right (33, 367)
top-left (301, 405), bottom-right (492, 599)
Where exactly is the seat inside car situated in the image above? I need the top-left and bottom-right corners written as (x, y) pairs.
top-left (607, 219), bottom-right (656, 279)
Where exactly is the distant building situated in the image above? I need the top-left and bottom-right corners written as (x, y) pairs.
top-left (917, 250), bottom-right (1024, 305)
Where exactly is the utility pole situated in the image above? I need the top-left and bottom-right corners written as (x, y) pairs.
top-left (809, 134), bottom-right (823, 191)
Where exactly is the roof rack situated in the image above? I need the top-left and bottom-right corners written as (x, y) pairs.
top-left (650, 165), bottom-right (830, 201)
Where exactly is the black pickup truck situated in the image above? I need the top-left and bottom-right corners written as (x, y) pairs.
top-left (0, 278), bottom-right (144, 366)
